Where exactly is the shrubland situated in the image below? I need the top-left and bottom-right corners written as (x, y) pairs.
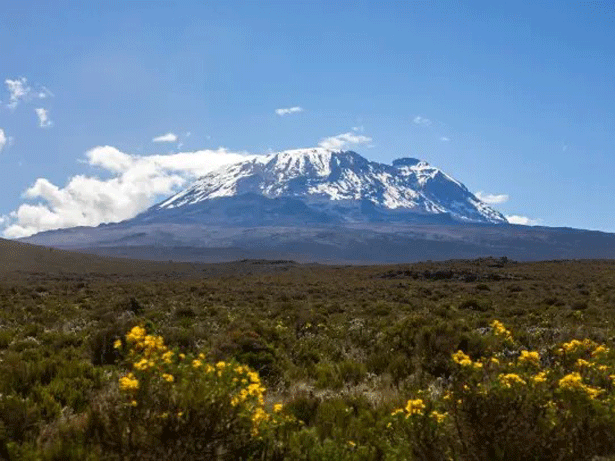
top-left (2, 257), bottom-right (615, 459)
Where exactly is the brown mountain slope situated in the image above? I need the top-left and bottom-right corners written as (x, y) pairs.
top-left (0, 238), bottom-right (300, 281)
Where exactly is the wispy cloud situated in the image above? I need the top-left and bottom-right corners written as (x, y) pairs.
top-left (475, 191), bottom-right (509, 205)
top-left (5, 77), bottom-right (31, 109)
top-left (318, 132), bottom-right (373, 150)
top-left (35, 108), bottom-right (53, 128)
top-left (152, 132), bottom-right (178, 143)
top-left (506, 215), bottom-right (541, 226)
top-left (0, 128), bottom-right (6, 153)
top-left (1, 146), bottom-right (248, 238)
top-left (351, 125), bottom-right (364, 133)
top-left (413, 115), bottom-right (432, 126)
top-left (275, 106), bottom-right (303, 116)
top-left (4, 77), bottom-right (52, 109)
top-left (440, 136), bottom-right (450, 142)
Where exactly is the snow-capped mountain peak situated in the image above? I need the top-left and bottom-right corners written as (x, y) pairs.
top-left (151, 148), bottom-right (507, 225)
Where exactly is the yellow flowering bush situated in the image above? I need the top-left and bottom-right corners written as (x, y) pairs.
top-left (90, 326), bottom-right (295, 460)
top-left (432, 320), bottom-right (615, 460)
top-left (387, 395), bottom-right (452, 461)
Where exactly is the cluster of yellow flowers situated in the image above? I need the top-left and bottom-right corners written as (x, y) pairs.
top-left (430, 410), bottom-right (448, 424)
top-left (229, 365), bottom-right (266, 408)
top-left (452, 350), bottom-right (482, 370)
top-left (558, 338), bottom-right (596, 355)
top-left (405, 398), bottom-right (426, 415)
top-left (390, 398), bottom-right (448, 425)
top-left (119, 372), bottom-right (139, 391)
top-left (116, 325), bottom-right (289, 438)
top-left (450, 320), bottom-right (615, 402)
top-left (498, 373), bottom-right (527, 388)
top-left (490, 319), bottom-right (513, 342)
top-left (116, 326), bottom-right (175, 395)
top-left (558, 371), bottom-right (603, 399)
top-left (518, 350), bottom-right (540, 367)
top-left (532, 371), bottom-right (548, 384)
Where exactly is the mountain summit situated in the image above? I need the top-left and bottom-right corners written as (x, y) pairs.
top-left (141, 148), bottom-right (507, 225)
top-left (22, 147), bottom-right (615, 264)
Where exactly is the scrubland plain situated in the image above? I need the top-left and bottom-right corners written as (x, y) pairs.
top-left (2, 240), bottom-right (615, 459)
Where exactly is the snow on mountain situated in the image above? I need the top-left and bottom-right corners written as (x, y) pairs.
top-left (150, 148), bottom-right (507, 224)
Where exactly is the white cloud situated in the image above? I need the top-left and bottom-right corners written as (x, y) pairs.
top-left (4, 77), bottom-right (52, 110)
top-left (413, 116), bottom-right (432, 126)
top-left (5, 77), bottom-right (31, 109)
top-left (318, 132), bottom-right (373, 150)
top-left (475, 191), bottom-right (509, 204)
top-left (351, 125), bottom-right (364, 133)
top-left (35, 108), bottom-right (53, 128)
top-left (0, 128), bottom-right (6, 152)
top-left (275, 106), bottom-right (303, 116)
top-left (37, 86), bottom-right (54, 99)
top-left (505, 215), bottom-right (541, 226)
top-left (440, 136), bottom-right (450, 142)
top-left (152, 132), bottom-right (178, 143)
top-left (1, 146), bottom-right (248, 238)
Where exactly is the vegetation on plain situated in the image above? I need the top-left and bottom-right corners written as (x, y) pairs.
top-left (2, 256), bottom-right (615, 459)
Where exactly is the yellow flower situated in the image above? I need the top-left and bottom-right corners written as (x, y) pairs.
top-left (519, 350), bottom-right (540, 366)
top-left (130, 400), bottom-right (137, 407)
top-left (216, 361), bottom-right (226, 369)
top-left (430, 410), bottom-right (447, 424)
top-left (559, 372), bottom-right (603, 399)
top-left (192, 359), bottom-right (202, 369)
top-left (575, 358), bottom-right (593, 368)
top-left (119, 373), bottom-right (139, 391)
top-left (391, 408), bottom-right (404, 416)
top-left (273, 403), bottom-right (283, 413)
top-left (248, 371), bottom-right (261, 383)
top-left (452, 350), bottom-right (473, 367)
top-left (348, 441), bottom-right (356, 448)
top-left (134, 358), bottom-right (150, 371)
top-left (113, 339), bottom-right (122, 349)
top-left (498, 373), bottom-right (526, 388)
top-left (561, 338), bottom-right (596, 354)
top-left (162, 350), bottom-right (174, 364)
top-left (162, 373), bottom-right (174, 383)
top-left (490, 357), bottom-right (500, 365)
top-left (558, 372), bottom-right (583, 389)
top-left (491, 320), bottom-right (513, 341)
top-left (532, 371), bottom-right (548, 384)
top-left (592, 345), bottom-right (610, 358)
top-left (126, 326), bottom-right (146, 343)
top-left (252, 407), bottom-right (269, 424)
top-left (405, 398), bottom-right (426, 416)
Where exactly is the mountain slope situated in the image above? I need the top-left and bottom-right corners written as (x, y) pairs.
top-left (140, 148), bottom-right (506, 225)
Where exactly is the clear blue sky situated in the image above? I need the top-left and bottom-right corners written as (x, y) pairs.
top-left (1, 1), bottom-right (614, 236)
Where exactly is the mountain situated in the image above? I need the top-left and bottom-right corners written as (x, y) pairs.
top-left (20, 148), bottom-right (615, 264)
top-left (136, 148), bottom-right (507, 226)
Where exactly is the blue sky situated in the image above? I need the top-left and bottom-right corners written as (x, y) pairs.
top-left (1, 1), bottom-right (614, 236)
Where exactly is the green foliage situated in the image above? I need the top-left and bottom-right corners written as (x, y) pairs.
top-left (3, 259), bottom-right (615, 459)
